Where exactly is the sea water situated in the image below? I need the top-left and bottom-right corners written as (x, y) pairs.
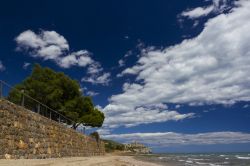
top-left (136, 153), bottom-right (250, 166)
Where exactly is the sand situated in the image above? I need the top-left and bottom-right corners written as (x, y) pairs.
top-left (0, 155), bottom-right (164, 166)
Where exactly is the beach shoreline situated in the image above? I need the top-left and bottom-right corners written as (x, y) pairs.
top-left (0, 155), bottom-right (167, 166)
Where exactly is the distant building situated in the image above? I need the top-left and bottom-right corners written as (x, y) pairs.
top-left (124, 141), bottom-right (152, 154)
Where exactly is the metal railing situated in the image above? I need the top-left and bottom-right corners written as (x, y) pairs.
top-left (0, 80), bottom-right (78, 130)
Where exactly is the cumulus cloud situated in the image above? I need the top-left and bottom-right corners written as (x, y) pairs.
top-left (104, 106), bottom-right (194, 128)
top-left (0, 61), bottom-right (5, 71)
top-left (103, 95), bottom-right (194, 129)
top-left (81, 72), bottom-right (111, 85)
top-left (181, 0), bottom-right (232, 19)
top-left (15, 30), bottom-right (110, 85)
top-left (23, 62), bottom-right (31, 69)
top-left (16, 30), bottom-right (69, 60)
top-left (102, 0), bottom-right (250, 129)
top-left (57, 50), bottom-right (93, 68)
top-left (103, 132), bottom-right (250, 147)
top-left (15, 30), bottom-right (90, 67)
top-left (119, 0), bottom-right (250, 105)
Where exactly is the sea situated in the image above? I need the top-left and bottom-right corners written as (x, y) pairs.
top-left (135, 153), bottom-right (250, 166)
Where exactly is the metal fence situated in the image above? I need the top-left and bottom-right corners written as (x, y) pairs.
top-left (0, 80), bottom-right (79, 131)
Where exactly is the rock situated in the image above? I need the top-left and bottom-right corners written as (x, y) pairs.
top-left (4, 154), bottom-right (11, 159)
top-left (17, 140), bottom-right (28, 149)
top-left (125, 142), bottom-right (152, 154)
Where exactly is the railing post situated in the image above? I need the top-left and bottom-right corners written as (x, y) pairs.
top-left (21, 89), bottom-right (25, 107)
top-left (59, 115), bottom-right (61, 123)
top-left (37, 104), bottom-right (40, 114)
top-left (49, 110), bottom-right (52, 120)
top-left (0, 81), bottom-right (3, 99)
top-left (45, 107), bottom-right (48, 118)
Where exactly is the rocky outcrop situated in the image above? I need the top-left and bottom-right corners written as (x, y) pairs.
top-left (0, 99), bottom-right (105, 159)
top-left (125, 142), bottom-right (152, 154)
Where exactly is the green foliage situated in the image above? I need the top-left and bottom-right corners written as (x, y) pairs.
top-left (102, 139), bottom-right (125, 152)
top-left (8, 64), bottom-right (105, 128)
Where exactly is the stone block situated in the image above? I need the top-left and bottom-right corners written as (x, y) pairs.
top-left (17, 140), bottom-right (28, 149)
top-left (4, 153), bottom-right (12, 159)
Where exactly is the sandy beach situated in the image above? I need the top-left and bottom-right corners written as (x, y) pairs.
top-left (0, 155), bottom-right (164, 166)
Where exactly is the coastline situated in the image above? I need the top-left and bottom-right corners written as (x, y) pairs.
top-left (0, 155), bottom-right (167, 166)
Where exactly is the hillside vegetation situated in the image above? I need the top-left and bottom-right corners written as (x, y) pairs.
top-left (102, 139), bottom-right (125, 152)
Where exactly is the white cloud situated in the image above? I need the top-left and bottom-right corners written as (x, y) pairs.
top-left (192, 20), bottom-right (200, 27)
top-left (175, 104), bottom-right (181, 109)
top-left (103, 132), bottom-right (250, 147)
top-left (82, 72), bottom-right (111, 85)
top-left (116, 50), bottom-right (134, 70)
top-left (124, 50), bottom-right (133, 58)
top-left (243, 104), bottom-right (249, 109)
top-left (119, 66), bottom-right (140, 76)
top-left (119, 0), bottom-right (250, 105)
top-left (118, 59), bottom-right (125, 67)
top-left (15, 30), bottom-right (47, 49)
top-left (181, 6), bottom-right (214, 19)
top-left (181, 0), bottom-right (231, 19)
top-left (15, 30), bottom-right (94, 68)
top-left (103, 0), bottom-right (250, 129)
top-left (104, 106), bottom-right (194, 128)
top-left (23, 62), bottom-right (31, 69)
top-left (16, 30), bottom-right (109, 85)
top-left (0, 61), bottom-right (5, 71)
top-left (87, 62), bottom-right (103, 74)
top-left (97, 128), bottom-right (111, 135)
top-left (103, 97), bottom-right (194, 129)
top-left (41, 31), bottom-right (69, 50)
top-left (124, 36), bottom-right (129, 39)
top-left (16, 30), bottom-right (68, 60)
top-left (37, 45), bottom-right (63, 60)
top-left (57, 50), bottom-right (93, 68)
top-left (86, 90), bottom-right (99, 97)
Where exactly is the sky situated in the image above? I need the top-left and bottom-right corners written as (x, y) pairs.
top-left (0, 0), bottom-right (250, 153)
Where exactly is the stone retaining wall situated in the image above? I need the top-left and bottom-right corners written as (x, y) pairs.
top-left (0, 99), bottom-right (105, 159)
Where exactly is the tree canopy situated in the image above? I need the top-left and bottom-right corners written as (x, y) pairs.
top-left (8, 64), bottom-right (104, 129)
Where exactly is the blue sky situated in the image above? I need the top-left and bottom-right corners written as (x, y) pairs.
top-left (1, 0), bottom-right (250, 153)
